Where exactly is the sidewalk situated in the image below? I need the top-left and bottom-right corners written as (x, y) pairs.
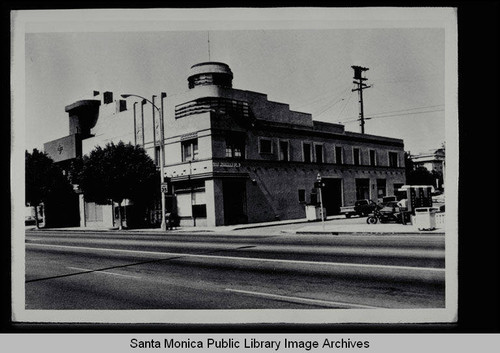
top-left (26, 214), bottom-right (444, 235)
top-left (284, 222), bottom-right (445, 235)
top-left (25, 217), bottom-right (312, 233)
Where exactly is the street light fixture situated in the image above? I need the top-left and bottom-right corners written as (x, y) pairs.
top-left (121, 93), bottom-right (167, 231)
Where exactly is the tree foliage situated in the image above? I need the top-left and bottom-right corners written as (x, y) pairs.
top-left (76, 142), bottom-right (158, 228)
top-left (407, 166), bottom-right (443, 189)
top-left (25, 149), bottom-right (69, 205)
top-left (25, 149), bottom-right (74, 227)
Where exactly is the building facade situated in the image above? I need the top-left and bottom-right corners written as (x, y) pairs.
top-left (161, 62), bottom-right (405, 226)
top-left (45, 61), bottom-right (406, 228)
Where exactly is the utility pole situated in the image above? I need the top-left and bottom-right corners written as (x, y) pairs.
top-left (351, 66), bottom-right (371, 134)
top-left (208, 31), bottom-right (211, 61)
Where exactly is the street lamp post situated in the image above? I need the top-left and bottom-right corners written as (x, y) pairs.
top-left (317, 173), bottom-right (325, 230)
top-left (122, 93), bottom-right (167, 231)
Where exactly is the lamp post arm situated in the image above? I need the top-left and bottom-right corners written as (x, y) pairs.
top-left (121, 94), bottom-right (161, 114)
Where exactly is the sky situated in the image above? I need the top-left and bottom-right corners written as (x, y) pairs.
top-left (19, 9), bottom-right (452, 155)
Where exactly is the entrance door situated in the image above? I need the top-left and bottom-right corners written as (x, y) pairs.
top-left (355, 178), bottom-right (370, 200)
top-left (223, 180), bottom-right (248, 225)
top-left (322, 178), bottom-right (342, 216)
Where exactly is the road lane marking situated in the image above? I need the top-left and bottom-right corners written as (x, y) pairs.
top-left (67, 266), bottom-right (141, 279)
top-left (226, 289), bottom-right (382, 309)
top-left (27, 242), bottom-right (445, 272)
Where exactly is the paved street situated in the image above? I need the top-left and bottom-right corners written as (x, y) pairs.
top-left (25, 219), bottom-right (446, 310)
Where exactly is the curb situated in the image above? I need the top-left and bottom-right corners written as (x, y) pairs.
top-left (288, 231), bottom-right (445, 236)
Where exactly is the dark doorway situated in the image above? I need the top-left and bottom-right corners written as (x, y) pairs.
top-left (223, 180), bottom-right (248, 225)
top-left (322, 178), bottom-right (342, 215)
top-left (355, 178), bottom-right (370, 200)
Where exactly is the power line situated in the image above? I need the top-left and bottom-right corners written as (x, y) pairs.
top-left (294, 84), bottom-right (350, 111)
top-left (314, 97), bottom-right (347, 119)
top-left (365, 108), bottom-right (444, 120)
top-left (336, 91), bottom-right (354, 122)
top-left (294, 66), bottom-right (354, 111)
top-left (337, 104), bottom-right (444, 123)
top-left (368, 104), bottom-right (445, 117)
top-left (338, 108), bottom-right (444, 124)
top-left (372, 73), bottom-right (444, 85)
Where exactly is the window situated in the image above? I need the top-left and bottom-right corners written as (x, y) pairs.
top-left (335, 146), bottom-right (343, 164)
top-left (353, 148), bottom-right (361, 166)
top-left (369, 149), bottom-right (377, 166)
top-left (389, 152), bottom-right (399, 167)
top-left (303, 143), bottom-right (312, 163)
top-left (298, 189), bottom-right (306, 203)
top-left (182, 139), bottom-right (198, 161)
top-left (192, 190), bottom-right (207, 218)
top-left (279, 140), bottom-right (289, 161)
top-left (377, 179), bottom-right (386, 198)
top-left (259, 138), bottom-right (273, 154)
top-left (226, 135), bottom-right (245, 159)
top-left (315, 144), bottom-right (324, 163)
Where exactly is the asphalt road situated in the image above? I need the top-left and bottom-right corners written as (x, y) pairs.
top-left (25, 230), bottom-right (445, 310)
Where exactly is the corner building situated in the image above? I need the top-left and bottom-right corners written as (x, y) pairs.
top-left (162, 62), bottom-right (406, 227)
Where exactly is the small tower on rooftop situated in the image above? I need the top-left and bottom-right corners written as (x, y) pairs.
top-left (188, 62), bottom-right (233, 89)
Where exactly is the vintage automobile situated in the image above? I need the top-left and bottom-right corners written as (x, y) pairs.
top-left (340, 199), bottom-right (378, 218)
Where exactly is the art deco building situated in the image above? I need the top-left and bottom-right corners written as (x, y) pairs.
top-left (45, 61), bottom-right (406, 228)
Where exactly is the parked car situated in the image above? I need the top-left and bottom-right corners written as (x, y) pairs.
top-left (25, 206), bottom-right (43, 226)
top-left (340, 199), bottom-right (378, 218)
top-left (25, 215), bottom-right (37, 226)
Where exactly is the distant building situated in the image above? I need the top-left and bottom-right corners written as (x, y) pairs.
top-left (45, 61), bottom-right (406, 228)
top-left (409, 147), bottom-right (445, 190)
top-left (410, 147), bottom-right (445, 174)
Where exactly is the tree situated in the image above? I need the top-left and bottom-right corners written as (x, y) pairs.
top-left (404, 151), bottom-right (414, 180)
top-left (407, 166), bottom-right (442, 189)
top-left (77, 141), bottom-right (158, 230)
top-left (25, 149), bottom-right (73, 228)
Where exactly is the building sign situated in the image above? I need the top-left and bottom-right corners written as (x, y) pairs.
top-left (180, 132), bottom-right (198, 141)
top-left (44, 135), bottom-right (79, 163)
top-left (214, 162), bottom-right (241, 168)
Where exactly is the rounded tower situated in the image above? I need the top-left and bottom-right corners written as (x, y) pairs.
top-left (188, 62), bottom-right (233, 89)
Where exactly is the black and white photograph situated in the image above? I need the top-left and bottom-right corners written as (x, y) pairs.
top-left (11, 7), bottom-right (459, 326)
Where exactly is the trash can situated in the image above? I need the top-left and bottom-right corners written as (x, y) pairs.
top-left (305, 205), bottom-right (326, 221)
top-left (306, 204), bottom-right (318, 221)
top-left (414, 207), bottom-right (438, 231)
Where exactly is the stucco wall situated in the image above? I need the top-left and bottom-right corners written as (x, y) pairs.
top-left (82, 107), bottom-right (135, 156)
top-left (210, 162), bottom-right (406, 224)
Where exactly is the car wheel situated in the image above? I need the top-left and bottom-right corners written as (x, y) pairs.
top-left (366, 216), bottom-right (377, 224)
